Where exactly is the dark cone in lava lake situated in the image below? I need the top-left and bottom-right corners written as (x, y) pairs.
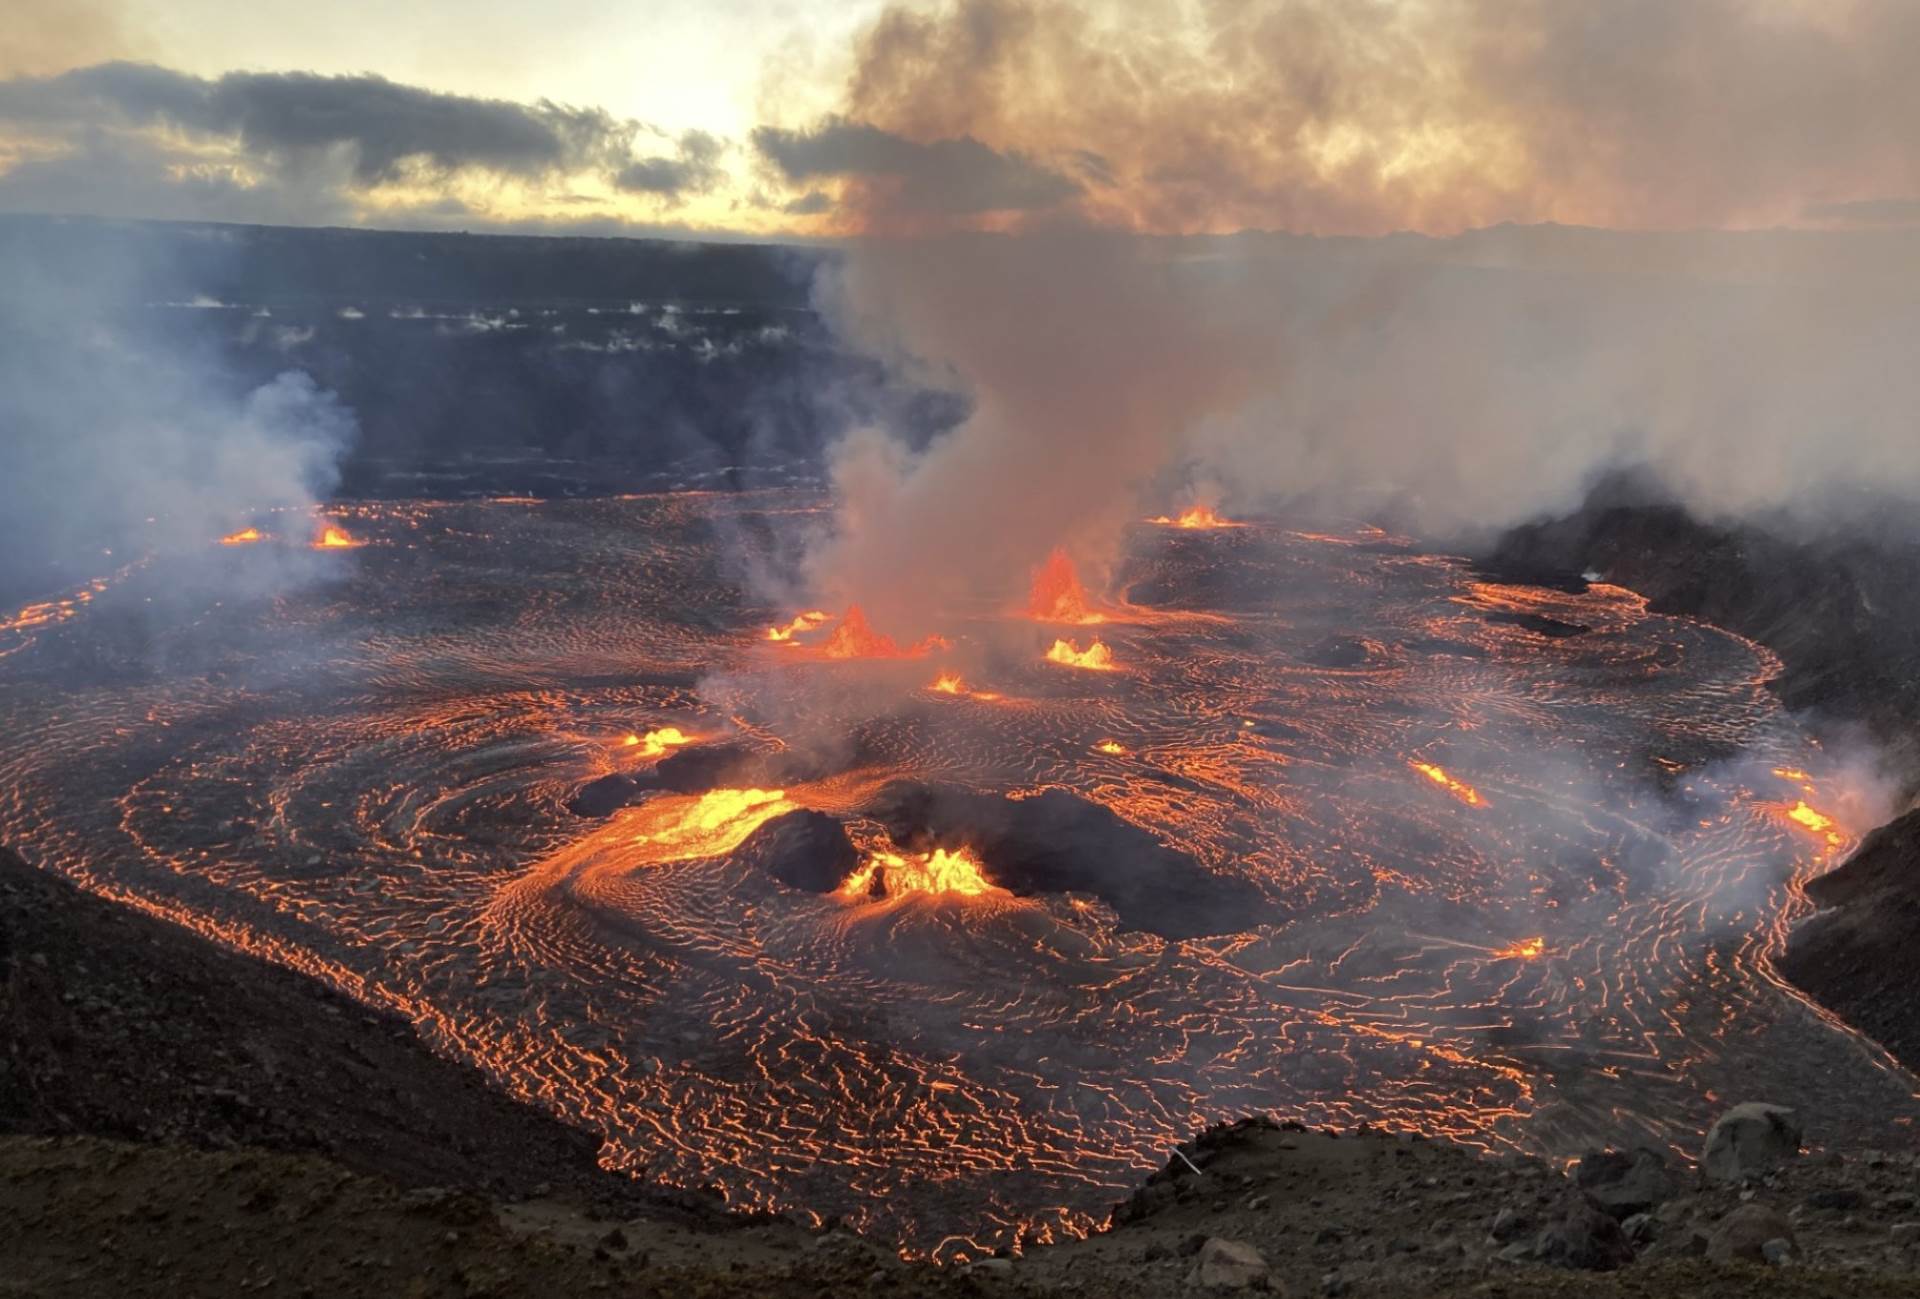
top-left (737, 810), bottom-right (859, 893)
top-left (866, 781), bottom-right (1275, 939)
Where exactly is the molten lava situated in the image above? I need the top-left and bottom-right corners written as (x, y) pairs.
top-left (816, 606), bottom-right (945, 659)
top-left (313, 525), bottom-right (365, 549)
top-left (1027, 548), bottom-right (1104, 624)
top-left (1785, 799), bottom-right (1844, 847)
top-left (838, 845), bottom-right (998, 901)
top-left (219, 527), bottom-right (264, 546)
top-left (931, 672), bottom-right (965, 695)
top-left (1411, 761), bottom-right (1487, 807)
top-left (824, 605), bottom-right (905, 659)
top-left (622, 726), bottom-right (693, 758)
top-left (1150, 505), bottom-right (1243, 530)
top-left (1494, 936), bottom-right (1547, 961)
top-left (767, 610), bottom-right (830, 643)
top-left (626, 788), bottom-right (795, 862)
top-left (1094, 739), bottom-right (1127, 755)
top-left (1045, 638), bottom-right (1115, 671)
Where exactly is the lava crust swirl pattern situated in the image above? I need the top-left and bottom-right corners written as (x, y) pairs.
top-left (0, 492), bottom-right (1912, 1260)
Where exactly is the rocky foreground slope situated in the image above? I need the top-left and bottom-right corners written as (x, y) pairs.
top-left (10, 842), bottom-right (1920, 1295)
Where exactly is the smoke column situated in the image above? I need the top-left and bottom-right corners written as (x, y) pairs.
top-left (0, 221), bottom-right (355, 605)
top-left (785, 0), bottom-right (1920, 626)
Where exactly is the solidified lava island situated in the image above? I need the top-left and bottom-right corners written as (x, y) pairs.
top-left (0, 491), bottom-right (1906, 1260)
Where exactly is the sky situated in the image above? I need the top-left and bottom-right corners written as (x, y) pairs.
top-left (2, 0), bottom-right (1917, 241)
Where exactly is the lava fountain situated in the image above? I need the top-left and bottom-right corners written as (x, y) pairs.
top-left (1028, 548), bottom-right (1105, 624)
top-left (1149, 505), bottom-right (1243, 529)
top-left (622, 727), bottom-right (695, 758)
top-left (1045, 638), bottom-right (1115, 670)
top-left (838, 845), bottom-right (999, 900)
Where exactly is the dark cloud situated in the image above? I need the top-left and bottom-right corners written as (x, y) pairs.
top-left (0, 60), bottom-right (751, 231)
top-left (0, 133), bottom-right (355, 226)
top-left (781, 189), bottom-right (832, 216)
top-left (0, 61), bottom-right (631, 183)
top-left (752, 117), bottom-right (1077, 215)
top-left (614, 129), bottom-right (725, 199)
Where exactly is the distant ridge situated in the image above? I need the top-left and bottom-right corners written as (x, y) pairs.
top-left (0, 211), bottom-right (825, 310)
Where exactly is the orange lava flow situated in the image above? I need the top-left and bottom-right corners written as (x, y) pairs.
top-left (1045, 638), bottom-right (1114, 671)
top-left (766, 610), bottom-right (830, 643)
top-left (1094, 740), bottom-right (1127, 755)
top-left (1027, 548), bottom-right (1104, 624)
top-left (621, 726), bottom-right (694, 758)
top-left (1784, 799), bottom-right (1844, 847)
top-left (1494, 936), bottom-right (1547, 961)
top-left (838, 845), bottom-right (998, 901)
top-left (930, 672), bottom-right (965, 695)
top-left (623, 788), bottom-right (795, 863)
top-left (1411, 761), bottom-right (1487, 807)
top-left (313, 525), bottom-right (365, 549)
top-left (219, 527), bottom-right (264, 546)
top-left (1149, 505), bottom-right (1243, 530)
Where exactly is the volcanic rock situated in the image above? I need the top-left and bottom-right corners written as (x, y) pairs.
top-left (1804, 1187), bottom-right (1864, 1212)
top-left (1483, 610), bottom-right (1592, 638)
top-left (866, 781), bottom-right (1274, 939)
top-left (1573, 1147), bottom-right (1679, 1219)
top-left (1531, 1190), bottom-right (1635, 1271)
top-left (1484, 472), bottom-right (1920, 755)
top-left (1487, 1205), bottom-right (1530, 1243)
top-left (641, 739), bottom-right (874, 795)
top-left (736, 810), bottom-right (858, 892)
top-left (1780, 808), bottom-right (1920, 1072)
top-left (1706, 1203), bottom-right (1797, 1264)
top-left (567, 774), bottom-right (641, 818)
top-left (1702, 1104), bottom-right (1803, 1183)
top-left (1184, 1237), bottom-right (1273, 1291)
top-left (0, 843), bottom-right (681, 1214)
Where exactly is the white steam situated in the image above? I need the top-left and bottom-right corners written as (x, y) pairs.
top-left (0, 225), bottom-right (355, 600)
top-left (803, 225), bottom-right (1920, 630)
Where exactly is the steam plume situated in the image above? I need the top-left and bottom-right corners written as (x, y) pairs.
top-left (784, 0), bottom-right (1920, 627)
top-left (0, 222), bottom-right (355, 604)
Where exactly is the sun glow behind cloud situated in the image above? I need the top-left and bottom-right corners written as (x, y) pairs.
top-left (0, 0), bottom-right (1917, 238)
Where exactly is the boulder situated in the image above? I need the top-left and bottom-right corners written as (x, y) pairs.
top-left (1706, 1203), bottom-right (1796, 1264)
top-left (1185, 1237), bottom-right (1274, 1291)
top-left (1702, 1104), bottom-right (1802, 1183)
top-left (1533, 1191), bottom-right (1635, 1271)
top-left (1574, 1147), bottom-right (1679, 1219)
top-left (1487, 1205), bottom-right (1530, 1243)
